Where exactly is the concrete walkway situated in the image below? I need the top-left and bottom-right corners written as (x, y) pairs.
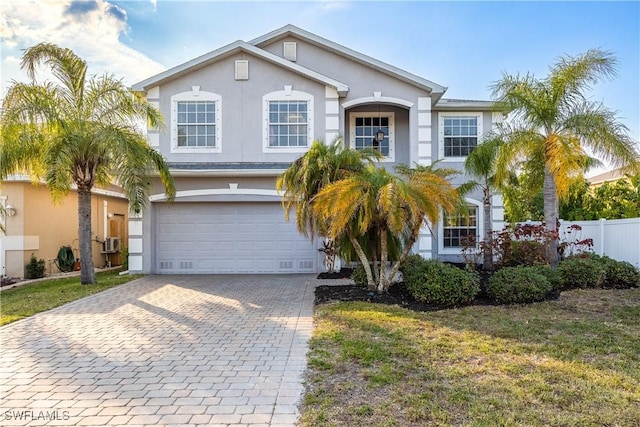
top-left (0, 275), bottom-right (317, 426)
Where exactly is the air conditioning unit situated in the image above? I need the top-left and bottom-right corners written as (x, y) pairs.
top-left (103, 237), bottom-right (121, 253)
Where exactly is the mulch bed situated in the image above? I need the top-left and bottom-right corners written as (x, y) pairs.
top-left (315, 281), bottom-right (445, 312)
top-left (315, 268), bottom-right (560, 312)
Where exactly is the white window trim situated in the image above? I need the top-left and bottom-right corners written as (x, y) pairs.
top-left (438, 112), bottom-right (483, 162)
top-left (438, 199), bottom-right (483, 255)
top-left (263, 90), bottom-right (314, 153)
top-left (171, 91), bottom-right (222, 154)
top-left (349, 111), bottom-right (395, 162)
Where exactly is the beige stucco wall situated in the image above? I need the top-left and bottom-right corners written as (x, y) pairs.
top-left (1, 182), bottom-right (128, 278)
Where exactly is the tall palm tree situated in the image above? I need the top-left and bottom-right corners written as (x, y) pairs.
top-left (0, 43), bottom-right (175, 284)
top-left (464, 135), bottom-right (503, 270)
top-left (312, 164), bottom-right (460, 292)
top-left (276, 139), bottom-right (379, 272)
top-left (492, 49), bottom-right (639, 266)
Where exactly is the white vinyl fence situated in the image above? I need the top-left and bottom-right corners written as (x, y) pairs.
top-left (559, 218), bottom-right (640, 267)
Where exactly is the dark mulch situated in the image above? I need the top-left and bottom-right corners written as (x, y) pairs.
top-left (317, 268), bottom-right (353, 280)
top-left (315, 261), bottom-right (563, 312)
top-left (315, 281), bottom-right (445, 312)
top-left (315, 281), bottom-right (561, 312)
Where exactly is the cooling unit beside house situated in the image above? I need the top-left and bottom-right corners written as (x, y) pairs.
top-left (103, 237), bottom-right (121, 253)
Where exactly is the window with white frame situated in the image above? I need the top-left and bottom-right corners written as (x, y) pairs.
top-left (349, 112), bottom-right (394, 161)
top-left (263, 89), bottom-right (313, 153)
top-left (268, 101), bottom-right (308, 147)
top-left (443, 206), bottom-right (478, 248)
top-left (439, 113), bottom-right (482, 158)
top-left (171, 91), bottom-right (221, 153)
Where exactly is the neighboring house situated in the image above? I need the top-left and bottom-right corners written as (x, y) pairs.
top-left (130, 25), bottom-right (504, 274)
top-left (0, 177), bottom-right (128, 278)
top-left (587, 167), bottom-right (627, 188)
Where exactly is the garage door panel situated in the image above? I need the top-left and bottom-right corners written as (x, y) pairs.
top-left (155, 202), bottom-right (318, 274)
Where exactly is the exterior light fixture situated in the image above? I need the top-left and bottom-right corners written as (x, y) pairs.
top-left (5, 205), bottom-right (16, 217)
top-left (374, 102), bottom-right (385, 143)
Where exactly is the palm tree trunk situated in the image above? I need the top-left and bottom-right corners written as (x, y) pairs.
top-left (387, 225), bottom-right (421, 288)
top-left (543, 168), bottom-right (560, 267)
top-left (370, 232), bottom-right (379, 282)
top-left (378, 228), bottom-right (388, 293)
top-left (349, 234), bottom-right (375, 290)
top-left (78, 189), bottom-right (96, 284)
top-left (483, 186), bottom-right (493, 271)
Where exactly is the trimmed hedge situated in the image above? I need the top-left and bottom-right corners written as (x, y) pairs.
top-left (487, 266), bottom-right (553, 304)
top-left (558, 257), bottom-right (606, 290)
top-left (530, 264), bottom-right (562, 291)
top-left (590, 254), bottom-right (640, 289)
top-left (402, 257), bottom-right (479, 306)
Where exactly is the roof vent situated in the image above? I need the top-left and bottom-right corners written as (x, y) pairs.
top-left (283, 42), bottom-right (297, 62)
top-left (235, 60), bottom-right (249, 80)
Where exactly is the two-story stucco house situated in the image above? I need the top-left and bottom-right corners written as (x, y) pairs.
top-left (129, 25), bottom-right (504, 275)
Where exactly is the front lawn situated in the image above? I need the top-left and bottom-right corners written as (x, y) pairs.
top-left (0, 270), bottom-right (143, 326)
top-left (301, 288), bottom-right (640, 426)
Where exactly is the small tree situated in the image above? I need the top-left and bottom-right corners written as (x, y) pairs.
top-left (463, 134), bottom-right (503, 270)
top-left (312, 164), bottom-right (460, 292)
top-left (492, 49), bottom-right (639, 266)
top-left (277, 139), bottom-right (380, 273)
top-left (1, 43), bottom-right (176, 284)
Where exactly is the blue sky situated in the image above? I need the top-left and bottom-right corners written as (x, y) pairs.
top-left (1, 1), bottom-right (639, 168)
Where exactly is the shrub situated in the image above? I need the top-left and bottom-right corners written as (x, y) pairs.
top-left (399, 254), bottom-right (427, 284)
top-left (529, 264), bottom-right (562, 291)
top-left (588, 254), bottom-right (640, 289)
top-left (404, 260), bottom-right (479, 306)
top-left (502, 240), bottom-right (547, 267)
top-left (557, 257), bottom-right (606, 290)
top-left (350, 264), bottom-right (368, 288)
top-left (487, 266), bottom-right (553, 304)
top-left (25, 253), bottom-right (46, 279)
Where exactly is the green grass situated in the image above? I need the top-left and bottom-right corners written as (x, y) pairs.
top-left (0, 270), bottom-right (143, 325)
top-left (300, 288), bottom-right (640, 427)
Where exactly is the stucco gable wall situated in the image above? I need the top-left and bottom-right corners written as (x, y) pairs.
top-left (154, 51), bottom-right (328, 164)
top-left (260, 36), bottom-right (431, 101)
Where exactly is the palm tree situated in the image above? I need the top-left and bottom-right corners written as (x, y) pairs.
top-left (492, 49), bottom-right (639, 266)
top-left (276, 139), bottom-right (380, 272)
top-left (463, 135), bottom-right (503, 270)
top-left (0, 43), bottom-right (175, 284)
top-left (312, 164), bottom-right (460, 292)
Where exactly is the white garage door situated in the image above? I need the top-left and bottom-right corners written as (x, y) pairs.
top-left (154, 202), bottom-right (319, 274)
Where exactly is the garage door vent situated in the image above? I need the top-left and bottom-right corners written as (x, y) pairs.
top-left (299, 260), bottom-right (313, 269)
top-left (179, 261), bottom-right (193, 270)
top-left (279, 260), bottom-right (293, 269)
top-left (159, 261), bottom-right (173, 270)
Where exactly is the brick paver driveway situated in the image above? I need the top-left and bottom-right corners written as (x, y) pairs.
top-left (0, 275), bottom-right (316, 426)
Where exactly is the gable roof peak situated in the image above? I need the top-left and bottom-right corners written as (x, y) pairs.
top-left (250, 24), bottom-right (447, 96)
top-left (132, 38), bottom-right (348, 95)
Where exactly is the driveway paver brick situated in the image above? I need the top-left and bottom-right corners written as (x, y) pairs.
top-left (0, 275), bottom-right (316, 426)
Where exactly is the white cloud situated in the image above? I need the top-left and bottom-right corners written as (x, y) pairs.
top-left (0, 0), bottom-right (165, 86)
top-left (5, 55), bottom-right (19, 63)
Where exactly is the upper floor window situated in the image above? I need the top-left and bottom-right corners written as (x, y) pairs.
top-left (268, 101), bottom-right (308, 148)
top-left (349, 111), bottom-right (395, 162)
top-left (439, 113), bottom-right (483, 159)
top-left (176, 101), bottom-right (216, 148)
top-left (443, 206), bottom-right (478, 248)
top-left (171, 90), bottom-right (222, 153)
top-left (263, 89), bottom-right (314, 153)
